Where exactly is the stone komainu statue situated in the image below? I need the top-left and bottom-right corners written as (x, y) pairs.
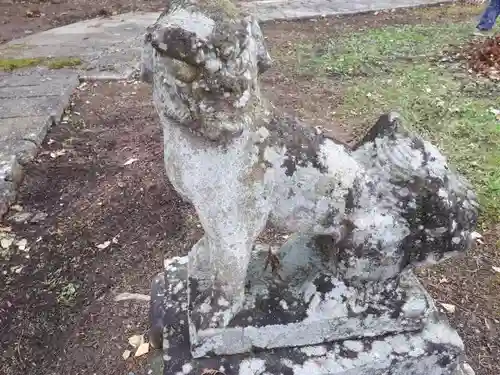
top-left (141, 1), bottom-right (478, 373)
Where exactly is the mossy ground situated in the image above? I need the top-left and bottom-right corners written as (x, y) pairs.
top-left (0, 57), bottom-right (81, 71)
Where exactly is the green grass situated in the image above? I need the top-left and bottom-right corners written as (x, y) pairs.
top-left (298, 22), bottom-right (474, 76)
top-left (0, 57), bottom-right (82, 71)
top-left (340, 65), bottom-right (500, 223)
top-left (295, 21), bottom-right (500, 224)
top-left (45, 57), bottom-right (81, 69)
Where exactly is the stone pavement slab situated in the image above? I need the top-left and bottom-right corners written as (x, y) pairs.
top-left (0, 68), bottom-right (79, 217)
top-left (243, 0), bottom-right (453, 21)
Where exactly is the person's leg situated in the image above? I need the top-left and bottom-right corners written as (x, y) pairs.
top-left (477, 0), bottom-right (500, 31)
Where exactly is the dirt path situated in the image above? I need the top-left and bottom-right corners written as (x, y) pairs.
top-left (0, 81), bottom-right (202, 375)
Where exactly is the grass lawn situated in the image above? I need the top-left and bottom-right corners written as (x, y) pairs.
top-left (296, 21), bottom-right (500, 226)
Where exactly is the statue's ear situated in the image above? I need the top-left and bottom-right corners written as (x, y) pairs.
top-left (250, 19), bottom-right (272, 74)
top-left (352, 112), bottom-right (402, 150)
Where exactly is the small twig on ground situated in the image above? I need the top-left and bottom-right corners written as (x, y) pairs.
top-left (114, 292), bottom-right (150, 302)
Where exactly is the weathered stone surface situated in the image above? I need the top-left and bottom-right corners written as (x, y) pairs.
top-left (143, 2), bottom-right (479, 374)
top-left (188, 240), bottom-right (432, 358)
top-left (142, 1), bottom-right (479, 352)
top-left (159, 256), bottom-right (467, 375)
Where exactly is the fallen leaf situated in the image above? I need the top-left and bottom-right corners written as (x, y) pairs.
top-left (1, 237), bottom-right (14, 249)
top-left (11, 265), bottom-right (24, 274)
top-left (439, 277), bottom-right (449, 284)
top-left (96, 241), bottom-right (111, 250)
top-left (123, 158), bottom-right (138, 166)
top-left (50, 150), bottom-right (67, 158)
top-left (470, 231), bottom-right (484, 244)
top-left (440, 303), bottom-right (456, 314)
top-left (492, 266), bottom-right (500, 273)
top-left (17, 239), bottom-right (28, 251)
top-left (115, 293), bottom-right (150, 302)
top-left (134, 342), bottom-right (149, 357)
top-left (128, 334), bottom-right (144, 348)
top-left (122, 349), bottom-right (131, 360)
top-left (11, 205), bottom-right (23, 212)
top-left (25, 9), bottom-right (41, 18)
top-left (30, 212), bottom-right (48, 223)
top-left (470, 231), bottom-right (482, 239)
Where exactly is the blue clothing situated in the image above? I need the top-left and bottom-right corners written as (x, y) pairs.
top-left (477, 0), bottom-right (500, 31)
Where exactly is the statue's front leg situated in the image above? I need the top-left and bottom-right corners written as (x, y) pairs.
top-left (186, 191), bottom-right (270, 336)
top-left (188, 233), bottom-right (254, 329)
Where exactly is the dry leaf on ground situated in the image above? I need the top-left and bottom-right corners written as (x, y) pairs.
top-left (440, 303), bottom-right (456, 313)
top-left (134, 342), bottom-right (149, 357)
top-left (128, 334), bottom-right (144, 348)
top-left (96, 241), bottom-right (111, 250)
top-left (114, 293), bottom-right (150, 302)
top-left (123, 158), bottom-right (138, 166)
top-left (122, 350), bottom-right (131, 360)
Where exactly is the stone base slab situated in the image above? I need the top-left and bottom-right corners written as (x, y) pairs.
top-left (156, 256), bottom-right (467, 375)
top-left (185, 238), bottom-right (432, 358)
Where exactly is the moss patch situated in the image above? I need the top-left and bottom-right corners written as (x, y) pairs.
top-left (0, 57), bottom-right (82, 71)
top-left (45, 57), bottom-right (82, 69)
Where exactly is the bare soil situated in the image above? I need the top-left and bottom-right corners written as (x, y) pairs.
top-left (0, 3), bottom-right (498, 375)
top-left (0, 80), bottom-right (203, 375)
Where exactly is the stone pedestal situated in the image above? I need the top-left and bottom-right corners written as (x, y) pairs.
top-left (152, 252), bottom-right (470, 375)
top-left (187, 238), bottom-right (432, 359)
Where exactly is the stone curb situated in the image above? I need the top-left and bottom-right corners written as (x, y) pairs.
top-left (0, 69), bottom-right (79, 219)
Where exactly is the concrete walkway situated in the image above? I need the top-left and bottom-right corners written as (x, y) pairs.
top-left (0, 0), bottom-right (452, 218)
